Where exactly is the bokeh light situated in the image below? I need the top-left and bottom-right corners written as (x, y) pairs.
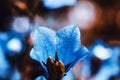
top-left (93, 45), bottom-right (112, 60)
top-left (68, 1), bottom-right (96, 29)
top-left (7, 38), bottom-right (22, 53)
top-left (12, 17), bottom-right (30, 33)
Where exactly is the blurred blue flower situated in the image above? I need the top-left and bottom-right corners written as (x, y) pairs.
top-left (0, 42), bottom-right (10, 78)
top-left (94, 46), bottom-right (120, 80)
top-left (42, 0), bottom-right (77, 9)
top-left (0, 31), bottom-right (23, 55)
top-left (30, 25), bottom-right (88, 70)
top-left (0, 31), bottom-right (23, 79)
top-left (10, 68), bottom-right (21, 80)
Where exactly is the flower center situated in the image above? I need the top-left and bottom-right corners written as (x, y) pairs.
top-left (42, 52), bottom-right (73, 80)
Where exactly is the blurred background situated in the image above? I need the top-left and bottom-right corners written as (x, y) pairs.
top-left (0, 0), bottom-right (120, 80)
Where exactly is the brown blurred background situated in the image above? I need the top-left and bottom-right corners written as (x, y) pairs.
top-left (0, 0), bottom-right (120, 80)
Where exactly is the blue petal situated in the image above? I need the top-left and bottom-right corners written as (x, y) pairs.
top-left (30, 26), bottom-right (56, 64)
top-left (56, 25), bottom-right (81, 65)
top-left (35, 76), bottom-right (46, 80)
top-left (72, 46), bottom-right (89, 65)
top-left (62, 70), bottom-right (75, 80)
top-left (65, 46), bottom-right (89, 72)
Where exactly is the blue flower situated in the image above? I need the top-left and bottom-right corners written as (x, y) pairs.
top-left (30, 25), bottom-right (88, 79)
